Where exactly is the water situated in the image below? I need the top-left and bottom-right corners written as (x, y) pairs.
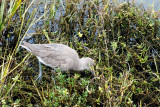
top-left (118, 0), bottom-right (160, 11)
top-left (25, 0), bottom-right (160, 41)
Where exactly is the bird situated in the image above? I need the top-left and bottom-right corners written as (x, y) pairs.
top-left (20, 41), bottom-right (95, 82)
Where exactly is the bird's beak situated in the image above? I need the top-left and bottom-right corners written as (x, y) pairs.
top-left (90, 66), bottom-right (96, 77)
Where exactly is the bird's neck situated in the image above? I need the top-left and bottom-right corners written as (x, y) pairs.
top-left (76, 58), bottom-right (86, 71)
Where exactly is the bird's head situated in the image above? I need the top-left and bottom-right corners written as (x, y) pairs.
top-left (80, 57), bottom-right (95, 70)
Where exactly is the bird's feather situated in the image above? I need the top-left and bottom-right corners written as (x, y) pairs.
top-left (21, 41), bottom-right (78, 70)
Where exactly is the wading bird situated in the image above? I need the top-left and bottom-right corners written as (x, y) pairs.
top-left (20, 41), bottom-right (95, 82)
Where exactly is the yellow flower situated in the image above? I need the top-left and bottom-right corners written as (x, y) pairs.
top-left (98, 86), bottom-right (103, 93)
top-left (63, 89), bottom-right (69, 95)
top-left (78, 32), bottom-right (83, 37)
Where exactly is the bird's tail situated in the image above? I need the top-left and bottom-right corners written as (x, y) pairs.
top-left (20, 41), bottom-right (31, 51)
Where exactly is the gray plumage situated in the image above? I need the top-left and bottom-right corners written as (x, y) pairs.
top-left (20, 41), bottom-right (95, 81)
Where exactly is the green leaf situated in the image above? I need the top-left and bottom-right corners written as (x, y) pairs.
top-left (8, 0), bottom-right (22, 23)
top-left (111, 41), bottom-right (117, 51)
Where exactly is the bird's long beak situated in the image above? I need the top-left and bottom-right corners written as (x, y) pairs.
top-left (90, 66), bottom-right (97, 77)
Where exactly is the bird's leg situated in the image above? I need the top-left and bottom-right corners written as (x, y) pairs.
top-left (35, 61), bottom-right (42, 82)
top-left (52, 69), bottom-right (57, 85)
top-left (67, 70), bottom-right (70, 78)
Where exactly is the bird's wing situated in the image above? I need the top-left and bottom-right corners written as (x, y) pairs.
top-left (21, 42), bottom-right (78, 70)
top-left (21, 42), bottom-right (59, 56)
top-left (35, 44), bottom-right (77, 70)
top-left (29, 43), bottom-right (78, 58)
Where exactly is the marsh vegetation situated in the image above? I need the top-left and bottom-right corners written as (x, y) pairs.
top-left (0, 0), bottom-right (160, 106)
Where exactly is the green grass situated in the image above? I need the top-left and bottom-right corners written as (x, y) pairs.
top-left (0, 0), bottom-right (160, 106)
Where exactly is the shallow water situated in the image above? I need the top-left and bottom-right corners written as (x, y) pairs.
top-left (25, 0), bottom-right (160, 41)
top-left (118, 0), bottom-right (160, 11)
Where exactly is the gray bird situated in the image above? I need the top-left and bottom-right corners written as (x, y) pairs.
top-left (20, 41), bottom-right (95, 82)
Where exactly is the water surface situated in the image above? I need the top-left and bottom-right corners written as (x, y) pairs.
top-left (118, 0), bottom-right (160, 11)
